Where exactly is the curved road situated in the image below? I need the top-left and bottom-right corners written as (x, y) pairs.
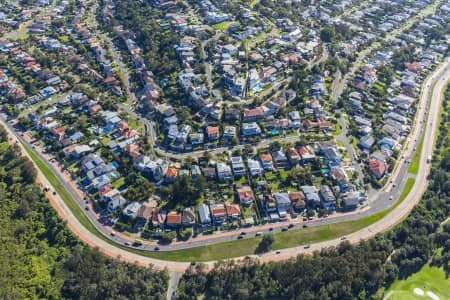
top-left (1, 55), bottom-right (448, 271)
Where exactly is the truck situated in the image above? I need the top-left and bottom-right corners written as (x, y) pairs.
top-left (427, 155), bottom-right (431, 163)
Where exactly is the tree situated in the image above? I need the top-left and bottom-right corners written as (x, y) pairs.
top-left (255, 233), bottom-right (274, 254)
top-left (320, 26), bottom-right (335, 43)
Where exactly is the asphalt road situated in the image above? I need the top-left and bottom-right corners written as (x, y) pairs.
top-left (0, 0), bottom-right (447, 273)
top-left (1, 58), bottom-right (448, 263)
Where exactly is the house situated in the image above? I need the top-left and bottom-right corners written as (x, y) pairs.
top-left (191, 164), bottom-right (201, 180)
top-left (222, 126), bottom-right (236, 139)
top-left (259, 194), bottom-right (277, 212)
top-left (137, 203), bottom-right (153, 224)
top-left (124, 144), bottom-right (141, 160)
top-left (366, 158), bottom-right (389, 179)
top-left (272, 149), bottom-right (289, 169)
top-left (108, 195), bottom-right (127, 212)
top-left (99, 184), bottom-right (113, 201)
top-left (274, 192), bottom-right (291, 209)
top-left (237, 186), bottom-right (254, 205)
top-left (225, 202), bottom-right (241, 220)
top-left (358, 135), bottom-right (375, 150)
top-left (206, 126), bottom-right (219, 140)
top-left (123, 201), bottom-right (142, 218)
top-left (289, 111), bottom-right (301, 129)
top-left (217, 162), bottom-right (232, 182)
top-left (289, 191), bottom-right (306, 210)
top-left (241, 122), bottom-right (261, 136)
top-left (247, 159), bottom-right (263, 177)
top-left (244, 107), bottom-right (264, 121)
top-left (301, 185), bottom-right (320, 208)
top-left (211, 203), bottom-right (226, 225)
top-left (151, 208), bottom-right (167, 228)
top-left (166, 211), bottom-right (182, 227)
top-left (231, 156), bottom-right (246, 177)
top-left (199, 203), bottom-right (211, 225)
top-left (297, 145), bottom-right (315, 163)
top-left (319, 185), bottom-right (336, 209)
top-left (260, 153), bottom-right (273, 171)
top-left (286, 147), bottom-right (301, 165)
top-left (165, 167), bottom-right (178, 183)
top-left (330, 168), bottom-right (352, 193)
top-left (182, 207), bottom-right (196, 226)
top-left (342, 192), bottom-right (360, 210)
top-left (322, 147), bottom-right (342, 168)
top-left (202, 167), bottom-right (217, 180)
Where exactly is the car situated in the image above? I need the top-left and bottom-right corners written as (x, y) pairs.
top-left (240, 232), bottom-right (246, 235)
top-left (308, 216), bottom-right (313, 220)
top-left (269, 227), bottom-right (273, 231)
top-left (304, 244), bottom-right (310, 249)
top-left (288, 224), bottom-right (294, 228)
top-left (191, 261), bottom-right (196, 265)
top-left (85, 206), bottom-right (89, 211)
top-left (303, 217), bottom-right (307, 221)
top-left (124, 241), bottom-right (131, 246)
top-left (110, 231), bottom-right (116, 236)
top-left (341, 236), bottom-right (347, 240)
top-left (154, 247), bottom-right (160, 251)
top-left (389, 195), bottom-right (393, 200)
top-left (303, 224), bottom-right (308, 228)
top-left (275, 250), bottom-right (281, 254)
top-left (281, 228), bottom-right (288, 232)
top-left (53, 191), bottom-right (56, 195)
top-left (255, 232), bottom-right (262, 236)
top-left (244, 256), bottom-right (250, 259)
top-left (237, 236), bottom-right (243, 239)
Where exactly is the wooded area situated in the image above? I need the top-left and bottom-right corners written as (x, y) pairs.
top-left (0, 125), bottom-right (168, 299)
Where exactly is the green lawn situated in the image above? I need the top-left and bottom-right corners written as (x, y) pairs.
top-left (408, 135), bottom-right (424, 174)
top-left (380, 264), bottom-right (450, 300)
top-left (145, 210), bottom-right (390, 261)
top-left (212, 21), bottom-right (233, 31)
top-left (23, 137), bottom-right (418, 262)
top-left (22, 142), bottom-right (97, 234)
top-left (398, 178), bottom-right (415, 204)
top-left (112, 177), bottom-right (125, 189)
top-left (333, 123), bottom-right (341, 135)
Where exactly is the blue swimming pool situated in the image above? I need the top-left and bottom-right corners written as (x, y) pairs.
top-left (111, 171), bottom-right (118, 177)
top-left (111, 161), bottom-right (119, 168)
top-left (322, 169), bottom-right (329, 173)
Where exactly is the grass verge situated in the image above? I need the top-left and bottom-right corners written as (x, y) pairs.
top-left (22, 140), bottom-right (417, 262)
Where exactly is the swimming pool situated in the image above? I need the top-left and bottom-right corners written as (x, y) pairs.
top-left (271, 48), bottom-right (279, 54)
top-left (111, 161), bottom-right (119, 168)
top-left (111, 171), bottom-right (118, 177)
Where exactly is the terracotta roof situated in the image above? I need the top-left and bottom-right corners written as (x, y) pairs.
top-left (99, 184), bottom-right (113, 197)
top-left (244, 107), bottom-right (264, 118)
top-left (260, 153), bottom-right (272, 161)
top-left (166, 212), bottom-right (181, 224)
top-left (212, 206), bottom-right (226, 216)
top-left (297, 145), bottom-right (314, 156)
top-left (206, 126), bottom-right (219, 135)
top-left (166, 167), bottom-right (178, 177)
top-left (366, 158), bottom-right (389, 177)
top-left (286, 147), bottom-right (299, 158)
top-left (225, 202), bottom-right (241, 215)
top-left (237, 186), bottom-right (254, 202)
